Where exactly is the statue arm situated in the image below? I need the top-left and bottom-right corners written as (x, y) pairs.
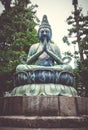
top-left (26, 44), bottom-right (44, 64)
top-left (46, 44), bottom-right (63, 64)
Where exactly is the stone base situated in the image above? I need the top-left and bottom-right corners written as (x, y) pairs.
top-left (0, 96), bottom-right (88, 116)
top-left (0, 116), bottom-right (88, 128)
top-left (0, 127), bottom-right (88, 130)
top-left (0, 96), bottom-right (88, 129)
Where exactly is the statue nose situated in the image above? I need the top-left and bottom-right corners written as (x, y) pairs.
top-left (43, 31), bottom-right (46, 35)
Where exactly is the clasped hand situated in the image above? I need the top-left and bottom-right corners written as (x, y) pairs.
top-left (43, 39), bottom-right (49, 52)
top-left (37, 39), bottom-right (50, 54)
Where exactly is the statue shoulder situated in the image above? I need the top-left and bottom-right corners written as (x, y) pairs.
top-left (29, 43), bottom-right (40, 51)
top-left (50, 43), bottom-right (60, 51)
top-left (28, 43), bottom-right (40, 56)
top-left (29, 43), bottom-right (39, 52)
top-left (50, 43), bottom-right (61, 57)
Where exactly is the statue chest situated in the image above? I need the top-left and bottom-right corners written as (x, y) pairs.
top-left (39, 52), bottom-right (50, 60)
top-left (36, 52), bottom-right (54, 66)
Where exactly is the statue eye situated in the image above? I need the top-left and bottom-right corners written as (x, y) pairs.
top-left (41, 30), bottom-right (44, 33)
top-left (46, 30), bottom-right (49, 33)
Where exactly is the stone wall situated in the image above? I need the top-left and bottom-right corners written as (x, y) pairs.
top-left (0, 96), bottom-right (88, 129)
top-left (0, 96), bottom-right (88, 116)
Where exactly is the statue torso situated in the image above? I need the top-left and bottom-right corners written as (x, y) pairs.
top-left (29, 43), bottom-right (60, 66)
top-left (36, 51), bottom-right (54, 66)
top-left (36, 43), bottom-right (55, 66)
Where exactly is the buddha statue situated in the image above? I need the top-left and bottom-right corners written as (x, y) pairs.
top-left (12, 15), bottom-right (77, 96)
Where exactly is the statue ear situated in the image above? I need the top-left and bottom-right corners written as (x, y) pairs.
top-left (49, 29), bottom-right (52, 39)
top-left (38, 29), bottom-right (41, 40)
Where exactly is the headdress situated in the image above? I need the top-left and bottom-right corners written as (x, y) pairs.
top-left (39, 15), bottom-right (51, 30)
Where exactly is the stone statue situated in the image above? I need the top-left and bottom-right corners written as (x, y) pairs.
top-left (11, 15), bottom-right (77, 96)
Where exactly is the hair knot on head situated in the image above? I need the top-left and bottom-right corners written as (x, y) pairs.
top-left (39, 15), bottom-right (51, 30)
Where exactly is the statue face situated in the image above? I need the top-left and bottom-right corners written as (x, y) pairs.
top-left (38, 27), bottom-right (52, 42)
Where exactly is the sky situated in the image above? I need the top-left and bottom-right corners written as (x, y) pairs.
top-left (31, 0), bottom-right (88, 68)
top-left (0, 0), bottom-right (88, 67)
top-left (0, 0), bottom-right (88, 50)
top-left (31, 0), bottom-right (88, 51)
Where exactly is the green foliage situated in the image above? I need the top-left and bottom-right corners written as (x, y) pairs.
top-left (0, 0), bottom-right (39, 49)
top-left (62, 5), bottom-right (88, 61)
top-left (63, 51), bottom-right (73, 57)
top-left (74, 59), bottom-right (88, 96)
top-left (63, 4), bottom-right (88, 96)
top-left (0, 0), bottom-right (12, 11)
top-left (12, 30), bottom-right (38, 53)
top-left (62, 36), bottom-right (70, 45)
top-left (0, 0), bottom-right (39, 96)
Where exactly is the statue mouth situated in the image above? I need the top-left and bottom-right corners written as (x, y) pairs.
top-left (40, 35), bottom-right (50, 42)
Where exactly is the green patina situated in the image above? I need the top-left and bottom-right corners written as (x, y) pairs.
top-left (6, 15), bottom-right (78, 97)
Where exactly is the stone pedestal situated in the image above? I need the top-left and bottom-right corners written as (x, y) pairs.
top-left (0, 96), bottom-right (88, 129)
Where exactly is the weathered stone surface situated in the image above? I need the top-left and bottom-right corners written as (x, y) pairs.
top-left (0, 96), bottom-right (88, 129)
top-left (23, 96), bottom-right (59, 116)
top-left (76, 97), bottom-right (88, 115)
top-left (0, 97), bottom-right (3, 115)
top-left (59, 96), bottom-right (77, 116)
top-left (0, 96), bottom-right (88, 116)
top-left (0, 127), bottom-right (88, 130)
top-left (0, 116), bottom-right (88, 128)
top-left (2, 97), bottom-right (23, 115)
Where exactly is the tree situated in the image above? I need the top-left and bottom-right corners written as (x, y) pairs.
top-left (62, 2), bottom-right (88, 61)
top-left (62, 1), bottom-right (88, 97)
top-left (74, 59), bottom-right (88, 97)
top-left (0, 0), bottom-right (12, 11)
top-left (0, 0), bottom-right (39, 96)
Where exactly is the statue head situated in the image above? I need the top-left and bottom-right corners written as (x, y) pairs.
top-left (38, 15), bottom-right (52, 42)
